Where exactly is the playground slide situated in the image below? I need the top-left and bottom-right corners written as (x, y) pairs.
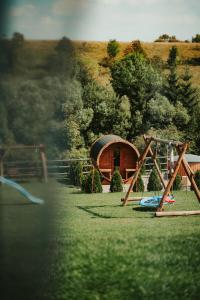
top-left (0, 176), bottom-right (44, 204)
top-left (140, 195), bottom-right (175, 208)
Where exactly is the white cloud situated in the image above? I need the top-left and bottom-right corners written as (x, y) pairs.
top-left (9, 4), bottom-right (37, 17)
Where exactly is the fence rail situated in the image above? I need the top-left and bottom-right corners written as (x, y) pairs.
top-left (1, 158), bottom-right (92, 182)
top-left (1, 155), bottom-right (169, 182)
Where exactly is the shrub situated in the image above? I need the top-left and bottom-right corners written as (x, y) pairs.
top-left (69, 161), bottom-right (83, 186)
top-left (150, 55), bottom-right (165, 70)
top-left (192, 34), bottom-right (200, 43)
top-left (110, 170), bottom-right (123, 192)
top-left (147, 167), bottom-right (162, 191)
top-left (167, 46), bottom-right (179, 67)
top-left (99, 56), bottom-right (112, 68)
top-left (133, 174), bottom-right (144, 192)
top-left (173, 174), bottom-right (182, 190)
top-left (80, 174), bottom-right (87, 192)
top-left (84, 169), bottom-right (102, 193)
top-left (107, 39), bottom-right (120, 58)
top-left (194, 170), bottom-right (200, 189)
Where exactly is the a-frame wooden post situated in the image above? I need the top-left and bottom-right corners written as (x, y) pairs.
top-left (122, 138), bottom-right (152, 206)
top-left (143, 135), bottom-right (166, 189)
top-left (157, 143), bottom-right (188, 211)
top-left (177, 151), bottom-right (200, 203)
top-left (122, 135), bottom-right (200, 213)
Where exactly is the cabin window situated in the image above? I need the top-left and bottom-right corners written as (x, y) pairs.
top-left (113, 147), bottom-right (120, 168)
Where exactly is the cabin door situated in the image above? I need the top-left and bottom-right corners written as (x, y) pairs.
top-left (113, 147), bottom-right (120, 170)
top-left (120, 147), bottom-right (137, 180)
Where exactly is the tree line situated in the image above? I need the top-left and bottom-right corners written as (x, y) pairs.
top-left (154, 33), bottom-right (200, 43)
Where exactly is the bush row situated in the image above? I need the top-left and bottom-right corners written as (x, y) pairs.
top-left (69, 162), bottom-right (200, 193)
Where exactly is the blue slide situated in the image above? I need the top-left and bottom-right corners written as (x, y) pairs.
top-left (0, 176), bottom-right (44, 204)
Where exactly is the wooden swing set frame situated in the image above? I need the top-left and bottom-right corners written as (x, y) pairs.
top-left (122, 135), bottom-right (200, 217)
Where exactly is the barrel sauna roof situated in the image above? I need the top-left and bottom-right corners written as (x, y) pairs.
top-left (90, 134), bottom-right (139, 163)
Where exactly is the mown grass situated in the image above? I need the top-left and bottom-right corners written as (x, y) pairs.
top-left (53, 186), bottom-right (200, 300)
top-left (1, 181), bottom-right (199, 299)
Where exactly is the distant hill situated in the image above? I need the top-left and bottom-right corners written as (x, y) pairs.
top-left (25, 40), bottom-right (200, 86)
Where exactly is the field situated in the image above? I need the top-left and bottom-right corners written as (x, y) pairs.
top-left (25, 40), bottom-right (200, 87)
top-left (1, 180), bottom-right (200, 299)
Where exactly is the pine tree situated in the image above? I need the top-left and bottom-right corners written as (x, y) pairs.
top-left (107, 39), bottom-right (120, 59)
top-left (173, 174), bottom-right (182, 190)
top-left (131, 40), bottom-right (147, 58)
top-left (110, 170), bottom-right (123, 192)
top-left (194, 171), bottom-right (200, 190)
top-left (167, 46), bottom-right (179, 67)
top-left (147, 167), bottom-right (162, 191)
top-left (69, 161), bottom-right (83, 186)
top-left (84, 169), bottom-right (102, 193)
top-left (133, 173), bottom-right (144, 192)
top-left (164, 67), bottom-right (181, 105)
top-left (179, 68), bottom-right (197, 113)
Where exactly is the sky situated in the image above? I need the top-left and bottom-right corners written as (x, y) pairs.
top-left (2, 0), bottom-right (200, 41)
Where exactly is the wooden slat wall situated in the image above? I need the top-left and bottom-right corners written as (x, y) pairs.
top-left (178, 162), bottom-right (200, 176)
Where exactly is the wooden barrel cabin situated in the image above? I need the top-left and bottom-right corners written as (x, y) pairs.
top-left (90, 135), bottom-right (139, 184)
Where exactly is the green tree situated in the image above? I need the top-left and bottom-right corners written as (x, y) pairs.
top-left (107, 39), bottom-right (120, 59)
top-left (188, 100), bottom-right (200, 154)
top-left (192, 34), bottom-right (200, 43)
top-left (69, 161), bottom-right (83, 186)
top-left (10, 32), bottom-right (26, 73)
top-left (49, 36), bottom-right (76, 76)
top-left (167, 46), bottom-right (179, 67)
top-left (124, 40), bottom-right (147, 57)
top-left (159, 34), bottom-right (170, 41)
top-left (84, 169), bottom-right (102, 193)
top-left (174, 101), bottom-right (190, 131)
top-left (145, 93), bottom-right (175, 130)
top-left (112, 95), bottom-right (131, 139)
top-left (147, 167), bottom-right (162, 191)
top-left (194, 171), bottom-right (200, 189)
top-left (65, 120), bottom-right (84, 150)
top-left (173, 174), bottom-right (182, 190)
top-left (62, 79), bottom-right (83, 117)
top-left (164, 67), bottom-right (180, 105)
top-left (150, 55), bottom-right (165, 70)
top-left (0, 37), bottom-right (10, 72)
top-left (131, 40), bottom-right (147, 57)
top-left (110, 170), bottom-right (123, 192)
top-left (179, 68), bottom-right (197, 113)
top-left (111, 53), bottom-right (162, 137)
top-left (133, 173), bottom-right (144, 192)
top-left (82, 81), bottom-right (131, 142)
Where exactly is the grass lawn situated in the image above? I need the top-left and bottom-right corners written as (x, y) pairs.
top-left (54, 186), bottom-right (200, 300)
top-left (0, 181), bottom-right (200, 299)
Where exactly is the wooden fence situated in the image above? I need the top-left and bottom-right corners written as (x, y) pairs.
top-left (2, 158), bottom-right (92, 182)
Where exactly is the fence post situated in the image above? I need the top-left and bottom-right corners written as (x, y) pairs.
top-left (39, 145), bottom-right (48, 183)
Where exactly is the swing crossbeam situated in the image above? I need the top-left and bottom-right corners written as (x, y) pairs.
top-left (122, 135), bottom-right (200, 213)
top-left (144, 135), bottom-right (183, 146)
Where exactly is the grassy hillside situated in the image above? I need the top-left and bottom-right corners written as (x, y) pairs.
top-left (24, 40), bottom-right (200, 86)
